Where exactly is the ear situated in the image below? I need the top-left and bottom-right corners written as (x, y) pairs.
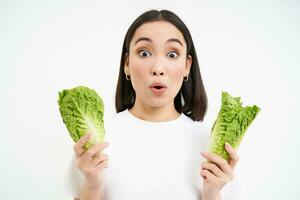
top-left (124, 53), bottom-right (130, 74)
top-left (185, 55), bottom-right (192, 75)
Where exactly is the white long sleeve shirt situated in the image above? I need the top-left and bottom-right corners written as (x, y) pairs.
top-left (64, 109), bottom-right (248, 199)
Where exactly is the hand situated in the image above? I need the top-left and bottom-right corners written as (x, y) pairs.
top-left (200, 143), bottom-right (239, 200)
top-left (73, 133), bottom-right (109, 188)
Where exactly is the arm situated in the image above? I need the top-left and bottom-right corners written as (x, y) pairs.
top-left (214, 194), bottom-right (221, 200)
top-left (78, 181), bottom-right (103, 200)
top-left (72, 134), bottom-right (109, 200)
top-left (73, 181), bottom-right (103, 200)
top-left (201, 193), bottom-right (221, 200)
top-left (200, 143), bottom-right (239, 200)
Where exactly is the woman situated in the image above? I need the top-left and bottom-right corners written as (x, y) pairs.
top-left (66, 9), bottom-right (246, 200)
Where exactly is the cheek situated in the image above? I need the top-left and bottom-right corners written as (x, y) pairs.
top-left (132, 65), bottom-right (146, 77)
top-left (167, 64), bottom-right (186, 95)
top-left (168, 65), bottom-right (185, 82)
top-left (130, 60), bottom-right (149, 89)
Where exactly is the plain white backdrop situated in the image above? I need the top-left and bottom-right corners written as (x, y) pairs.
top-left (0, 0), bottom-right (299, 199)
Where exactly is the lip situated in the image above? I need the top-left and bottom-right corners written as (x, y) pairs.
top-left (149, 82), bottom-right (167, 94)
top-left (150, 82), bottom-right (167, 88)
top-left (150, 87), bottom-right (166, 94)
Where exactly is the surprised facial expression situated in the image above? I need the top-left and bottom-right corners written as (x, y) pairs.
top-left (124, 20), bottom-right (192, 107)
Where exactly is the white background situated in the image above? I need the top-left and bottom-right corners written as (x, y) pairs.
top-left (0, 0), bottom-right (299, 199)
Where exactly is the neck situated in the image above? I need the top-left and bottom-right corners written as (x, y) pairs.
top-left (129, 97), bottom-right (180, 122)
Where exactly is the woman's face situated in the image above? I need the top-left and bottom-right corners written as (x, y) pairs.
top-left (124, 20), bottom-right (192, 108)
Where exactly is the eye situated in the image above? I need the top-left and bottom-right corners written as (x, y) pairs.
top-left (138, 50), bottom-right (151, 57)
top-left (167, 51), bottom-right (179, 58)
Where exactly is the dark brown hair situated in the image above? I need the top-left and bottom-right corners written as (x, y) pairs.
top-left (115, 9), bottom-right (207, 121)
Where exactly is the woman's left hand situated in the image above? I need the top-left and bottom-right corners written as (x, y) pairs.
top-left (200, 143), bottom-right (239, 200)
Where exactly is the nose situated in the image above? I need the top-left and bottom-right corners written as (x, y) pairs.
top-left (152, 71), bottom-right (164, 76)
top-left (150, 62), bottom-right (165, 77)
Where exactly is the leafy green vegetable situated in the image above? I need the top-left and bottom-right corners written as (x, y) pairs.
top-left (58, 86), bottom-right (105, 150)
top-left (208, 91), bottom-right (260, 160)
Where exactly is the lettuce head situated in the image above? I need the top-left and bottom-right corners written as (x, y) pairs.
top-left (58, 86), bottom-right (105, 150)
top-left (208, 91), bottom-right (260, 160)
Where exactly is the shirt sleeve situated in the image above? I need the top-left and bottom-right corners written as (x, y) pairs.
top-left (63, 154), bottom-right (85, 199)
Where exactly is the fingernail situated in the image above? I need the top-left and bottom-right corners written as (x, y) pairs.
top-left (225, 142), bottom-right (230, 148)
top-left (201, 152), bottom-right (208, 157)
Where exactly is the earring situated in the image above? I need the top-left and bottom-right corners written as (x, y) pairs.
top-left (183, 74), bottom-right (189, 81)
top-left (126, 74), bottom-right (131, 80)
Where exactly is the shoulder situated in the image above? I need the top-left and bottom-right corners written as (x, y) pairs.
top-left (181, 113), bottom-right (210, 132)
top-left (104, 109), bottom-right (127, 123)
top-left (103, 109), bottom-right (129, 139)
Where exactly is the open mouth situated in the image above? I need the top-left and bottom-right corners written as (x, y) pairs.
top-left (150, 85), bottom-right (166, 93)
top-left (150, 82), bottom-right (167, 93)
top-left (153, 86), bottom-right (164, 90)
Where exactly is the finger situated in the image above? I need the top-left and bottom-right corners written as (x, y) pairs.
top-left (81, 143), bottom-right (102, 162)
top-left (73, 133), bottom-right (91, 157)
top-left (201, 161), bottom-right (225, 178)
top-left (95, 160), bottom-right (109, 171)
top-left (75, 148), bottom-right (84, 158)
top-left (94, 142), bottom-right (109, 157)
top-left (82, 142), bottom-right (109, 161)
top-left (200, 169), bottom-right (219, 182)
top-left (225, 142), bottom-right (239, 169)
top-left (201, 151), bottom-right (231, 174)
top-left (91, 154), bottom-right (108, 166)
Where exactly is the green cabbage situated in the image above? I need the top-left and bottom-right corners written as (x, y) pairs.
top-left (58, 86), bottom-right (105, 150)
top-left (208, 91), bottom-right (260, 160)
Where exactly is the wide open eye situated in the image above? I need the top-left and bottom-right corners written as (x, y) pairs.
top-left (138, 50), bottom-right (151, 57)
top-left (167, 51), bottom-right (179, 58)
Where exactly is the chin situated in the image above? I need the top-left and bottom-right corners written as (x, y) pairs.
top-left (146, 98), bottom-right (172, 108)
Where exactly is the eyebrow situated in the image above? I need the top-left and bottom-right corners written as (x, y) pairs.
top-left (134, 37), bottom-right (183, 47)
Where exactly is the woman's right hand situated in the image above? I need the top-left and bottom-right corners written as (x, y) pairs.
top-left (73, 133), bottom-right (109, 187)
